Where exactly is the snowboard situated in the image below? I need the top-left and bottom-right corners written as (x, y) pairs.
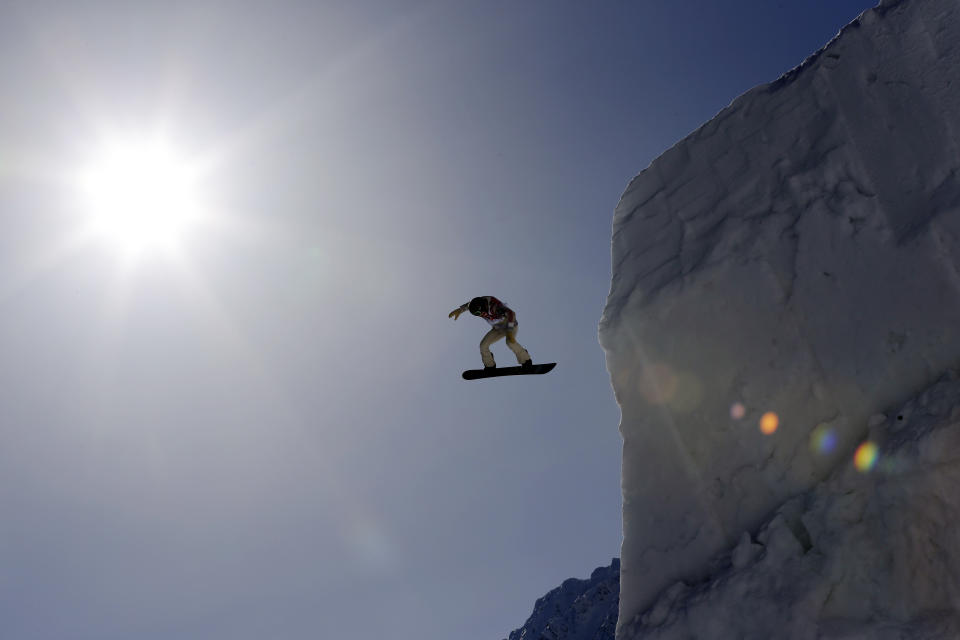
top-left (462, 362), bottom-right (556, 380)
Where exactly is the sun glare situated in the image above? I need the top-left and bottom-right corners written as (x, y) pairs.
top-left (77, 136), bottom-right (206, 257)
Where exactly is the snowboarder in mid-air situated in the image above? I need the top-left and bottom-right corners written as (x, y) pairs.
top-left (449, 296), bottom-right (555, 380)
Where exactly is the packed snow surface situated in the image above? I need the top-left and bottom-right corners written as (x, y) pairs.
top-left (621, 371), bottom-right (960, 639)
top-left (599, 0), bottom-right (960, 635)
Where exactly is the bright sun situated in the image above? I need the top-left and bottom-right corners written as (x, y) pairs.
top-left (77, 135), bottom-right (206, 257)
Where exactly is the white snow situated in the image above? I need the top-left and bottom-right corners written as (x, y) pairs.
top-left (598, 0), bottom-right (960, 636)
top-left (620, 370), bottom-right (960, 639)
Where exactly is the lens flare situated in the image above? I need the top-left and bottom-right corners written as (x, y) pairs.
top-left (809, 424), bottom-right (838, 455)
top-left (759, 412), bottom-right (779, 435)
top-left (670, 371), bottom-right (703, 413)
top-left (730, 402), bottom-right (746, 420)
top-left (854, 441), bottom-right (879, 472)
top-left (638, 363), bottom-right (678, 406)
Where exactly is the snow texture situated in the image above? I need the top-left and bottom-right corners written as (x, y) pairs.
top-left (620, 370), bottom-right (960, 639)
top-left (504, 559), bottom-right (619, 640)
top-left (598, 0), bottom-right (960, 635)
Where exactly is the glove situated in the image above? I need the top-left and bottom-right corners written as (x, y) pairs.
top-left (449, 307), bottom-right (466, 320)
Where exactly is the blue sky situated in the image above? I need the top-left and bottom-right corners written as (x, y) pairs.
top-left (0, 1), bottom-right (877, 638)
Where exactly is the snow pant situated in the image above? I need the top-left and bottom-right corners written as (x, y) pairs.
top-left (479, 325), bottom-right (531, 368)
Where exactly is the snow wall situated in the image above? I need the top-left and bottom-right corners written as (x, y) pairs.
top-left (599, 0), bottom-right (960, 635)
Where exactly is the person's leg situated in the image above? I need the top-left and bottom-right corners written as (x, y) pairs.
top-left (506, 326), bottom-right (532, 364)
top-left (479, 328), bottom-right (506, 368)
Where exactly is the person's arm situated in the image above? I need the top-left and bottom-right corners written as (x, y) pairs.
top-left (448, 302), bottom-right (469, 320)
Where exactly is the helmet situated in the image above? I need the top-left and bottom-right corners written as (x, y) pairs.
top-left (468, 297), bottom-right (488, 315)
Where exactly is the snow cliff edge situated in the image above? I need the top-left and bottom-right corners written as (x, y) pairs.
top-left (599, 0), bottom-right (960, 635)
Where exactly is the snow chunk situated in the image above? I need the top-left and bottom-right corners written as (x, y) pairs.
top-left (504, 559), bottom-right (620, 640)
top-left (600, 0), bottom-right (960, 633)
